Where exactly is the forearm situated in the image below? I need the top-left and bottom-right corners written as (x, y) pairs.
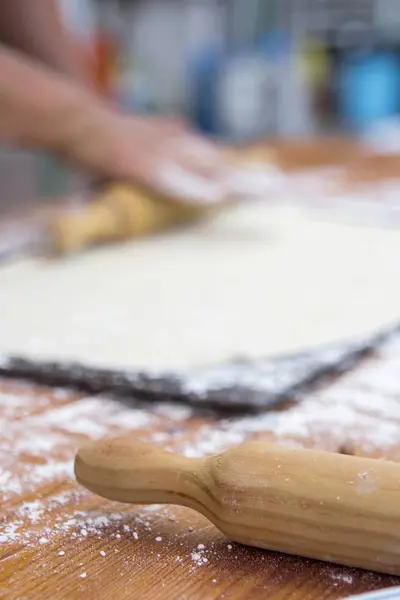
top-left (0, 0), bottom-right (88, 84)
top-left (0, 45), bottom-right (112, 171)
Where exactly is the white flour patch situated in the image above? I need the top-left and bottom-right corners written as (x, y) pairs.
top-left (329, 571), bottom-right (354, 584)
top-left (0, 388), bottom-right (191, 503)
top-left (10, 431), bottom-right (68, 456)
top-left (155, 403), bottom-right (193, 421)
top-left (0, 378), bottom-right (189, 546)
top-left (180, 342), bottom-right (400, 458)
top-left (191, 549), bottom-right (208, 567)
top-left (16, 500), bottom-right (45, 524)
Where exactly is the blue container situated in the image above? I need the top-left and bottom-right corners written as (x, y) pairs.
top-left (338, 51), bottom-right (400, 132)
top-left (257, 30), bottom-right (292, 62)
top-left (187, 44), bottom-right (225, 134)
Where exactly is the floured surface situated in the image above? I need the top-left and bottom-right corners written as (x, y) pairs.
top-left (0, 330), bottom-right (387, 412)
top-left (2, 335), bottom-right (400, 599)
top-left (0, 204), bottom-right (399, 369)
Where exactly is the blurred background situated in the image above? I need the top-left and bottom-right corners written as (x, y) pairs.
top-left (3, 0), bottom-right (400, 212)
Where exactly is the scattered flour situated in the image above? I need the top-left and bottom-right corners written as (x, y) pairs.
top-left (329, 571), bottom-right (354, 584)
top-left (272, 167), bottom-right (400, 227)
top-left (1, 331), bottom-right (400, 594)
top-left (191, 550), bottom-right (208, 567)
top-left (1, 388), bottom-right (192, 503)
top-left (180, 341), bottom-right (400, 459)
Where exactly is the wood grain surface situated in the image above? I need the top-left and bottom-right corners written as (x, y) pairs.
top-left (2, 138), bottom-right (400, 599)
top-left (2, 333), bottom-right (400, 600)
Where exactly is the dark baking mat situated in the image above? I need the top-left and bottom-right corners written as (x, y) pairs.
top-left (0, 325), bottom-right (396, 414)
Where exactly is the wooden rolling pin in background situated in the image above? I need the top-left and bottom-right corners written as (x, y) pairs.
top-left (75, 438), bottom-right (400, 575)
top-left (48, 184), bottom-right (210, 255)
top-left (47, 149), bottom-right (279, 255)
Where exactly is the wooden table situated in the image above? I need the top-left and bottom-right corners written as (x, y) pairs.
top-left (2, 139), bottom-right (400, 599)
top-left (2, 331), bottom-right (400, 600)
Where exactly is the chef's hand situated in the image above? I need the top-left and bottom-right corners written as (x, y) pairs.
top-left (78, 112), bottom-right (238, 206)
top-left (0, 1), bottom-right (275, 207)
top-left (1, 46), bottom-right (273, 207)
top-left (74, 110), bottom-right (275, 206)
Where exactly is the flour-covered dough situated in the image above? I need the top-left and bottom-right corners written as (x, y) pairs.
top-left (0, 204), bottom-right (399, 369)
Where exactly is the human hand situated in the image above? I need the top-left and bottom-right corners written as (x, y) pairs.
top-left (79, 112), bottom-right (276, 206)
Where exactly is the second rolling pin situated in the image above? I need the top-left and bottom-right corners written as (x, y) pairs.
top-left (48, 184), bottom-right (210, 255)
top-left (47, 150), bottom-right (279, 255)
top-left (75, 438), bottom-right (400, 575)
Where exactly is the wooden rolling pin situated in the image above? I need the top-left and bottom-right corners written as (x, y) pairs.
top-left (48, 149), bottom-right (278, 255)
top-left (75, 437), bottom-right (400, 575)
top-left (49, 184), bottom-right (209, 255)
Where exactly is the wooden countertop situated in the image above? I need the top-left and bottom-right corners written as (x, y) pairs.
top-left (2, 138), bottom-right (400, 599)
top-left (2, 332), bottom-right (400, 600)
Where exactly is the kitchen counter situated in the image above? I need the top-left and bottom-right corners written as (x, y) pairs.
top-left (2, 138), bottom-right (400, 599)
top-left (1, 332), bottom-right (400, 599)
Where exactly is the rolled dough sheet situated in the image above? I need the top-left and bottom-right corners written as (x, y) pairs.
top-left (0, 204), bottom-right (399, 370)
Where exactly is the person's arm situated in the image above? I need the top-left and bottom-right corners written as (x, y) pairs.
top-left (0, 45), bottom-right (114, 167)
top-left (0, 0), bottom-right (88, 83)
top-left (0, 45), bottom-right (234, 205)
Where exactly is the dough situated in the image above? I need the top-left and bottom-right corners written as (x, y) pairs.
top-left (0, 204), bottom-right (399, 369)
